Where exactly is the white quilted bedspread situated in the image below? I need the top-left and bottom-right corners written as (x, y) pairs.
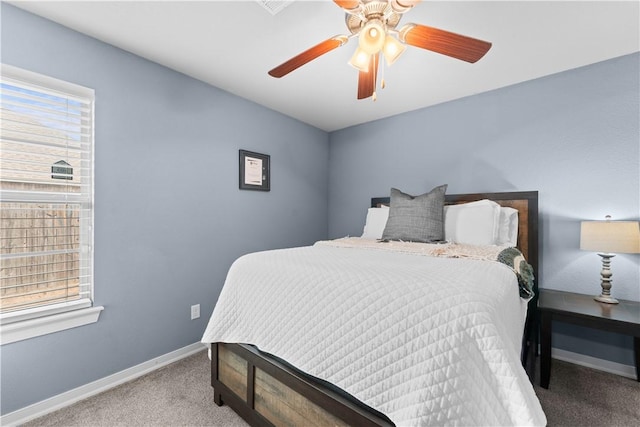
top-left (202, 239), bottom-right (546, 426)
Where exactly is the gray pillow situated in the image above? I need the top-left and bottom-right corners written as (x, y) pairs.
top-left (381, 185), bottom-right (448, 243)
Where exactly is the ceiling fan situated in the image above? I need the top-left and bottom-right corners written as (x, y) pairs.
top-left (268, 0), bottom-right (492, 100)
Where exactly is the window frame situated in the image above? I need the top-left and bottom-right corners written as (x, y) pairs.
top-left (0, 64), bottom-right (102, 345)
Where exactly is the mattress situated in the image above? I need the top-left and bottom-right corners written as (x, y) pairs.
top-left (202, 238), bottom-right (546, 426)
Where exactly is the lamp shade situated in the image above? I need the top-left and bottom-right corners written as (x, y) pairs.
top-left (348, 47), bottom-right (370, 72)
top-left (358, 20), bottom-right (386, 54)
top-left (580, 219), bottom-right (640, 254)
top-left (383, 36), bottom-right (406, 65)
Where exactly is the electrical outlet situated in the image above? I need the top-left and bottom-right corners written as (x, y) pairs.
top-left (190, 304), bottom-right (200, 320)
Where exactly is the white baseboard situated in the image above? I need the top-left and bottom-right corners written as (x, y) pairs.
top-left (2, 343), bottom-right (634, 426)
top-left (1, 342), bottom-right (207, 427)
top-left (552, 347), bottom-right (637, 379)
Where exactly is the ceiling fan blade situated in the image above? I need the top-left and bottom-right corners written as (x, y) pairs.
top-left (268, 36), bottom-right (348, 78)
top-left (333, 0), bottom-right (361, 11)
top-left (390, 0), bottom-right (422, 13)
top-left (399, 24), bottom-right (492, 63)
top-left (357, 53), bottom-right (379, 100)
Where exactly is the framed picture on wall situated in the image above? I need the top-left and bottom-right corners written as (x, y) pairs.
top-left (239, 150), bottom-right (270, 191)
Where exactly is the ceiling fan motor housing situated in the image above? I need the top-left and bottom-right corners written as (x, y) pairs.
top-left (345, 1), bottom-right (403, 35)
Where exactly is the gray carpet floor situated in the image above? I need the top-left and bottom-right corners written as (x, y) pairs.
top-left (23, 350), bottom-right (248, 427)
top-left (22, 349), bottom-right (640, 426)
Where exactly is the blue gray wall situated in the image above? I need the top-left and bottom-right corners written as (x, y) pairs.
top-left (328, 52), bottom-right (640, 366)
top-left (1, 4), bottom-right (329, 415)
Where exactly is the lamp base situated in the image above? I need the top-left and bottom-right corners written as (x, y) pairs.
top-left (594, 294), bottom-right (619, 304)
top-left (594, 252), bottom-right (619, 304)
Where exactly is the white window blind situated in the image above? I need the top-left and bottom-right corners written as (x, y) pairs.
top-left (0, 64), bottom-right (94, 319)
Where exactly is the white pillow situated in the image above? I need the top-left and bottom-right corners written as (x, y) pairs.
top-left (497, 207), bottom-right (519, 247)
top-left (361, 206), bottom-right (389, 240)
top-left (444, 199), bottom-right (501, 245)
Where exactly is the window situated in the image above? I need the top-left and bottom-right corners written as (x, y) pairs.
top-left (0, 64), bottom-right (102, 345)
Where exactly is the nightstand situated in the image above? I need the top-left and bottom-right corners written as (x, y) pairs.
top-left (538, 289), bottom-right (640, 389)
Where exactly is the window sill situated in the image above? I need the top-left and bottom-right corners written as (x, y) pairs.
top-left (0, 306), bottom-right (104, 345)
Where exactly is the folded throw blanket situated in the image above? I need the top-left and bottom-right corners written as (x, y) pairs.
top-left (316, 238), bottom-right (534, 299)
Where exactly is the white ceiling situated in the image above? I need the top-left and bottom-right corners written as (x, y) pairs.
top-left (9, 1), bottom-right (640, 132)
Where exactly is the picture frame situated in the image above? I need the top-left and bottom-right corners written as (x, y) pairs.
top-left (239, 149), bottom-right (270, 191)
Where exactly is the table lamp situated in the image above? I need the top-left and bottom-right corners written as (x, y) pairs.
top-left (580, 216), bottom-right (640, 304)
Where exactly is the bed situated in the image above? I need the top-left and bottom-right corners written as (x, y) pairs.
top-left (202, 190), bottom-right (544, 426)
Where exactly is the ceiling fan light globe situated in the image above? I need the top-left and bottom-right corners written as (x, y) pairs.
top-left (383, 36), bottom-right (406, 65)
top-left (348, 47), bottom-right (371, 72)
top-left (358, 20), bottom-right (386, 54)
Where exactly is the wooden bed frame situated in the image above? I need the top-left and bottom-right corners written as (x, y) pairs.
top-left (210, 191), bottom-right (539, 427)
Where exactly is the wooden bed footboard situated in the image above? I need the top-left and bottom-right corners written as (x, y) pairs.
top-left (211, 342), bottom-right (393, 427)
